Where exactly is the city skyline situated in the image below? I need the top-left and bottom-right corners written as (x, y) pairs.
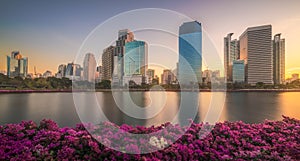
top-left (1, 1), bottom-right (300, 78)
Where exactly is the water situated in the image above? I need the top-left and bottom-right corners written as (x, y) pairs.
top-left (0, 92), bottom-right (299, 127)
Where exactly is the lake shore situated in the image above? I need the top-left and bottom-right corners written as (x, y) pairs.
top-left (1, 88), bottom-right (300, 93)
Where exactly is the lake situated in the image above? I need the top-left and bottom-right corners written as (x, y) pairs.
top-left (0, 92), bottom-right (299, 127)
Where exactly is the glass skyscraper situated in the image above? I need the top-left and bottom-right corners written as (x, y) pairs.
top-left (232, 60), bottom-right (245, 83)
top-left (224, 33), bottom-right (239, 82)
top-left (112, 29), bottom-right (134, 86)
top-left (273, 33), bottom-right (285, 84)
top-left (124, 40), bottom-right (148, 76)
top-left (178, 21), bottom-right (202, 85)
top-left (7, 51), bottom-right (28, 78)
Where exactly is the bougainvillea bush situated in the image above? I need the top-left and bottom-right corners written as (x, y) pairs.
top-left (0, 116), bottom-right (299, 160)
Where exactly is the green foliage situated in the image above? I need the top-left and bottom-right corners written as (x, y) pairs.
top-left (95, 80), bottom-right (111, 89)
top-left (0, 75), bottom-right (72, 90)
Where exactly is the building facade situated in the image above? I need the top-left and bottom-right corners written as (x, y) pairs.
top-left (7, 51), bottom-right (28, 78)
top-left (224, 33), bottom-right (239, 82)
top-left (102, 46), bottom-right (115, 81)
top-left (178, 21), bottom-right (202, 85)
top-left (124, 41), bottom-right (148, 76)
top-left (147, 69), bottom-right (155, 84)
top-left (95, 66), bottom-right (102, 83)
top-left (113, 29), bottom-right (134, 86)
top-left (83, 53), bottom-right (97, 82)
top-left (273, 33), bottom-right (285, 84)
top-left (232, 60), bottom-right (245, 83)
top-left (239, 25), bottom-right (273, 85)
top-left (161, 69), bottom-right (176, 85)
top-left (56, 64), bottom-right (66, 78)
top-left (65, 63), bottom-right (82, 80)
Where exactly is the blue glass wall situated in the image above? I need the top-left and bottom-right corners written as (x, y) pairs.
top-left (124, 41), bottom-right (147, 76)
top-left (178, 21), bottom-right (202, 84)
top-left (232, 60), bottom-right (245, 83)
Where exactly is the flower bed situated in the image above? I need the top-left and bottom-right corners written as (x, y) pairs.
top-left (0, 116), bottom-right (299, 160)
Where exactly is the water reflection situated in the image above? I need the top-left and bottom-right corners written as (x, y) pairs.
top-left (0, 92), bottom-right (299, 127)
top-left (222, 92), bottom-right (282, 123)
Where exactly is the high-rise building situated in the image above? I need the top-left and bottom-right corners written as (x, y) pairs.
top-left (273, 33), bottom-right (285, 84)
top-left (7, 51), bottom-right (28, 78)
top-left (83, 53), bottom-right (97, 82)
top-left (239, 25), bottom-right (273, 85)
top-left (178, 21), bottom-right (202, 85)
top-left (95, 66), bottom-right (102, 83)
top-left (232, 60), bottom-right (245, 83)
top-left (65, 62), bottom-right (82, 80)
top-left (124, 40), bottom-right (148, 76)
top-left (56, 64), bottom-right (66, 78)
top-left (147, 69), bottom-right (155, 84)
top-left (113, 29), bottom-right (134, 85)
top-left (224, 33), bottom-right (239, 82)
top-left (102, 46), bottom-right (115, 80)
top-left (161, 69), bottom-right (176, 85)
top-left (123, 40), bottom-right (148, 85)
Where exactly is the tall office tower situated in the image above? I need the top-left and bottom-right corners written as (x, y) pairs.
top-left (113, 29), bottom-right (134, 85)
top-left (232, 60), bottom-right (245, 83)
top-left (124, 40), bottom-right (148, 76)
top-left (57, 64), bottom-right (66, 78)
top-left (123, 40), bottom-right (148, 85)
top-left (95, 66), bottom-right (102, 83)
top-left (83, 53), bottom-right (97, 82)
top-left (239, 25), bottom-right (273, 85)
top-left (147, 69), bottom-right (155, 84)
top-left (7, 51), bottom-right (28, 78)
top-left (65, 63), bottom-right (74, 77)
top-left (102, 46), bottom-right (115, 80)
top-left (273, 34), bottom-right (285, 84)
top-left (178, 21), bottom-right (202, 85)
top-left (224, 33), bottom-right (239, 82)
top-left (161, 69), bottom-right (176, 85)
top-left (65, 62), bottom-right (82, 80)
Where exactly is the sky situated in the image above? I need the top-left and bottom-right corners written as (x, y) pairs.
top-left (0, 0), bottom-right (300, 78)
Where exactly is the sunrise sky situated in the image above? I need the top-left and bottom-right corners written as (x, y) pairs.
top-left (0, 0), bottom-right (300, 78)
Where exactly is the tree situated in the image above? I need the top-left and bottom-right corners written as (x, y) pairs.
top-left (96, 80), bottom-right (111, 89)
top-left (256, 82), bottom-right (264, 89)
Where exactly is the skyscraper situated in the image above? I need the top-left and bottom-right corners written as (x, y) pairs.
top-left (178, 21), bottom-right (202, 85)
top-left (161, 69), bottom-right (176, 85)
top-left (123, 40), bottom-right (148, 85)
top-left (224, 33), bottom-right (239, 82)
top-left (124, 40), bottom-right (148, 76)
top-left (65, 62), bottom-right (82, 80)
top-left (232, 60), bottom-right (245, 83)
top-left (102, 46), bottom-right (115, 81)
top-left (56, 64), bottom-right (66, 78)
top-left (113, 29), bottom-right (134, 85)
top-left (147, 69), bottom-right (155, 84)
top-left (83, 53), bottom-right (97, 82)
top-left (7, 51), bottom-right (28, 78)
top-left (273, 34), bottom-right (285, 84)
top-left (239, 25), bottom-right (273, 85)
